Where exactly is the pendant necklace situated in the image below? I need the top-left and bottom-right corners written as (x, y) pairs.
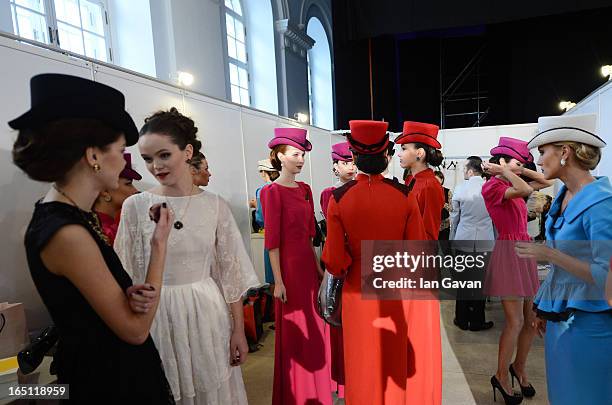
top-left (165, 185), bottom-right (196, 230)
top-left (52, 184), bottom-right (111, 246)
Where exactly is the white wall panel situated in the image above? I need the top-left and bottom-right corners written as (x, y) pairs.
top-left (566, 80), bottom-right (612, 178)
top-left (0, 38), bottom-right (93, 331)
top-left (184, 93), bottom-right (250, 248)
top-left (240, 108), bottom-right (279, 202)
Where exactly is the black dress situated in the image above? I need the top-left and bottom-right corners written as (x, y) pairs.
top-left (24, 201), bottom-right (174, 404)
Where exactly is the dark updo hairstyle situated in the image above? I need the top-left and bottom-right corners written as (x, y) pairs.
top-left (414, 143), bottom-right (444, 167)
top-left (489, 154), bottom-right (514, 165)
top-left (387, 141), bottom-right (396, 157)
top-left (140, 107), bottom-right (202, 158)
top-left (190, 152), bottom-right (206, 171)
top-left (353, 150), bottom-right (388, 175)
top-left (12, 118), bottom-right (122, 182)
top-left (520, 161), bottom-right (537, 182)
top-left (269, 144), bottom-right (289, 171)
top-left (267, 171), bottom-right (280, 181)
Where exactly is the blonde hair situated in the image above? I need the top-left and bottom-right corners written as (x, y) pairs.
top-left (554, 142), bottom-right (601, 171)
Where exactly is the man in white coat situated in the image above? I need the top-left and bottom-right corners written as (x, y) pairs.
top-left (450, 156), bottom-right (495, 331)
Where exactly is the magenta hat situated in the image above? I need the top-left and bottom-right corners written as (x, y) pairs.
top-left (268, 127), bottom-right (312, 151)
top-left (120, 153), bottom-right (142, 180)
top-left (490, 137), bottom-right (534, 164)
top-left (331, 142), bottom-right (352, 161)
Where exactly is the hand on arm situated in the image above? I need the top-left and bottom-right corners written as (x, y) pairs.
top-left (42, 205), bottom-right (173, 345)
top-left (126, 284), bottom-right (157, 313)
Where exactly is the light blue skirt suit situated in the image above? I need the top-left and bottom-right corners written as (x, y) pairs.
top-left (534, 177), bottom-right (612, 405)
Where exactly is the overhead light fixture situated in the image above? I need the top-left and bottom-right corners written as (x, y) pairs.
top-left (294, 112), bottom-right (309, 124)
top-left (559, 101), bottom-right (576, 111)
top-left (176, 71), bottom-right (194, 87)
top-left (601, 65), bottom-right (612, 80)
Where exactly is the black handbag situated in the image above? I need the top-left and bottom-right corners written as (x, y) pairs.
top-left (18, 326), bottom-right (58, 374)
top-left (317, 271), bottom-right (344, 327)
top-left (313, 217), bottom-right (324, 247)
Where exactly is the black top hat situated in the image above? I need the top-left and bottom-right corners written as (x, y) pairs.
top-left (8, 74), bottom-right (138, 146)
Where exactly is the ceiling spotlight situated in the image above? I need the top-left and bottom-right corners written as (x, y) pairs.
top-left (177, 71), bottom-right (194, 87)
top-left (294, 112), bottom-right (309, 124)
top-left (601, 65), bottom-right (612, 80)
top-left (559, 101), bottom-right (576, 111)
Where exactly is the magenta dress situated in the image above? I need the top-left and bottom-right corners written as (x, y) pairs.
top-left (481, 177), bottom-right (539, 297)
top-left (260, 182), bottom-right (332, 405)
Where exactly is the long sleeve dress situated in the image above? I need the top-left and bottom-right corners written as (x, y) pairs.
top-left (260, 182), bottom-right (332, 405)
top-left (533, 177), bottom-right (612, 405)
top-left (404, 168), bottom-right (445, 241)
top-left (322, 174), bottom-right (441, 405)
top-left (114, 190), bottom-right (260, 405)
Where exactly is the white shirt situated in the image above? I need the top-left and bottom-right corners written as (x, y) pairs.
top-left (450, 176), bottom-right (495, 252)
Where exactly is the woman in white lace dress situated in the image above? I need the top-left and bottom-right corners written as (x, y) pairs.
top-left (115, 108), bottom-right (260, 404)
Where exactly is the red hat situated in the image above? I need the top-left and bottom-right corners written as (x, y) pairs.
top-left (395, 121), bottom-right (441, 149)
top-left (347, 120), bottom-right (389, 154)
top-left (120, 153), bottom-right (142, 180)
top-left (490, 137), bottom-right (533, 164)
top-left (331, 142), bottom-right (352, 161)
top-left (268, 127), bottom-right (312, 151)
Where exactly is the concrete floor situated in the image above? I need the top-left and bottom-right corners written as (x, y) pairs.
top-left (242, 300), bottom-right (549, 405)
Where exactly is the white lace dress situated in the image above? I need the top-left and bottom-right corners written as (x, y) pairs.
top-left (114, 190), bottom-right (260, 405)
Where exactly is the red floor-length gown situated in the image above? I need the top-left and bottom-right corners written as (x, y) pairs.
top-left (261, 182), bottom-right (332, 405)
top-left (404, 168), bottom-right (444, 405)
top-left (323, 174), bottom-right (440, 404)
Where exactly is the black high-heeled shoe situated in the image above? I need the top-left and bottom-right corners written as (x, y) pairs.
top-left (491, 375), bottom-right (523, 404)
top-left (510, 364), bottom-right (536, 398)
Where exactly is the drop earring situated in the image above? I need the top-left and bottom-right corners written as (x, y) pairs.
top-left (560, 158), bottom-right (566, 167)
top-left (103, 194), bottom-right (112, 203)
top-left (93, 163), bottom-right (101, 172)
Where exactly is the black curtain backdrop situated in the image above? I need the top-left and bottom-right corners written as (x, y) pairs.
top-left (333, 6), bottom-right (612, 131)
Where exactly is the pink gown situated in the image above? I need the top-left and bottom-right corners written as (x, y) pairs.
top-left (261, 182), bottom-right (332, 405)
top-left (481, 177), bottom-right (539, 297)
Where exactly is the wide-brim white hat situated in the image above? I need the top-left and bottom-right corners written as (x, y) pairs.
top-left (527, 113), bottom-right (606, 149)
top-left (257, 159), bottom-right (277, 172)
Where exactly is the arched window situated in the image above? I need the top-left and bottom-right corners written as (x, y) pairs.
top-left (242, 0), bottom-right (277, 114)
top-left (224, 0), bottom-right (250, 106)
top-left (10, 0), bottom-right (113, 62)
top-left (306, 16), bottom-right (333, 129)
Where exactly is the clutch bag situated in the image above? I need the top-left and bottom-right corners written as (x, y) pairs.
top-left (317, 271), bottom-right (344, 327)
